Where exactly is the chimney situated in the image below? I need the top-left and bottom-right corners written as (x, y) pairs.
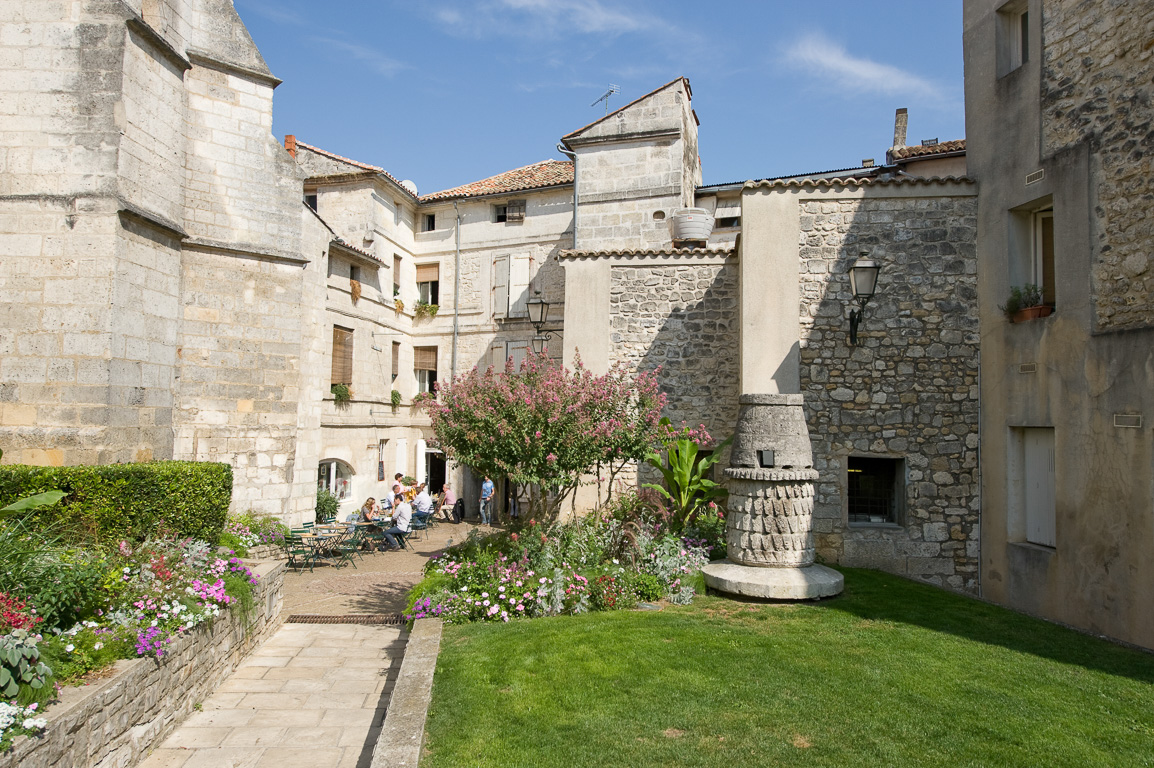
top-left (284, 134), bottom-right (297, 158)
top-left (892, 108), bottom-right (908, 148)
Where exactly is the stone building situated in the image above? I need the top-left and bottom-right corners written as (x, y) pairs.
top-left (1, 3), bottom-right (983, 592)
top-left (964, 0), bottom-right (1154, 648)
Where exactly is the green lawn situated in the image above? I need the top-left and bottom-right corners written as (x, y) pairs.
top-left (422, 568), bottom-right (1154, 768)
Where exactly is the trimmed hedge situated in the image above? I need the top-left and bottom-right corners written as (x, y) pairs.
top-left (0, 461), bottom-right (232, 544)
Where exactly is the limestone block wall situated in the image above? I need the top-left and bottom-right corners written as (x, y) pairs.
top-left (1040, 0), bottom-right (1154, 331)
top-left (793, 187), bottom-right (981, 591)
top-left (0, 560), bottom-right (285, 768)
top-left (174, 248), bottom-right (311, 515)
top-left (608, 258), bottom-right (741, 462)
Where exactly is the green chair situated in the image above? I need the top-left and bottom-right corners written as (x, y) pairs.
top-left (284, 534), bottom-right (317, 573)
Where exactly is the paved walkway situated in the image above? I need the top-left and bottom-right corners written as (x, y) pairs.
top-left (138, 519), bottom-right (483, 768)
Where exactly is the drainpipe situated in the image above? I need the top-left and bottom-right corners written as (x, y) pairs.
top-left (452, 200), bottom-right (461, 380)
top-left (556, 143), bottom-right (577, 249)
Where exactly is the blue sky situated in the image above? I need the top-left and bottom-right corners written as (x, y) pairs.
top-left (236, 1), bottom-right (965, 195)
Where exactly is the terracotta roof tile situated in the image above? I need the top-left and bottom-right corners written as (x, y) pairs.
top-left (745, 174), bottom-right (974, 190)
top-left (420, 160), bottom-right (573, 202)
top-left (295, 140), bottom-right (417, 198)
top-left (889, 139), bottom-right (966, 161)
top-left (560, 246), bottom-right (733, 260)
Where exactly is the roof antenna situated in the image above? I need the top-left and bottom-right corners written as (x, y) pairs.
top-left (591, 83), bottom-right (620, 115)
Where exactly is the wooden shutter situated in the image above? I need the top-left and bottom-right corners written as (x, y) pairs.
top-left (493, 254), bottom-right (509, 318)
top-left (508, 253), bottom-right (530, 317)
top-left (489, 341), bottom-right (507, 370)
top-left (331, 326), bottom-right (353, 386)
top-left (506, 200), bottom-right (526, 222)
top-left (507, 340), bottom-right (528, 371)
top-left (1024, 428), bottom-right (1056, 547)
top-left (391, 341), bottom-right (400, 378)
top-left (415, 263), bottom-right (440, 283)
top-left (413, 346), bottom-right (438, 372)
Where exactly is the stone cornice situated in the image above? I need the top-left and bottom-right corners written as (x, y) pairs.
top-left (182, 237), bottom-right (309, 265)
top-left (117, 200), bottom-right (187, 240)
top-left (187, 49), bottom-right (283, 88)
top-left (124, 16), bottom-right (191, 72)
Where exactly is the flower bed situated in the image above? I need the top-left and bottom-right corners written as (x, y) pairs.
top-left (0, 559), bottom-right (283, 768)
top-left (405, 509), bottom-right (714, 625)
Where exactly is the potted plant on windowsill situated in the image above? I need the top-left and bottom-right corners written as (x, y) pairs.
top-left (415, 301), bottom-right (439, 321)
top-left (1000, 283), bottom-right (1052, 323)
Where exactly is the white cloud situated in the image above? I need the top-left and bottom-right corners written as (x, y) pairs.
top-left (784, 33), bottom-right (940, 101)
top-left (311, 37), bottom-right (411, 78)
top-left (430, 0), bottom-right (681, 41)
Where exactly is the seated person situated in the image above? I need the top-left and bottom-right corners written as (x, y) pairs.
top-left (360, 497), bottom-right (378, 519)
top-left (413, 484), bottom-right (433, 517)
top-left (382, 498), bottom-right (412, 550)
top-left (440, 483), bottom-right (457, 522)
top-left (384, 483), bottom-right (402, 510)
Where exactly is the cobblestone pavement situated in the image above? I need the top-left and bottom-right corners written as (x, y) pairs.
top-left (281, 519), bottom-right (486, 616)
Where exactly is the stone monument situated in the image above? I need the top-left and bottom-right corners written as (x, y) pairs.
top-left (702, 394), bottom-right (844, 599)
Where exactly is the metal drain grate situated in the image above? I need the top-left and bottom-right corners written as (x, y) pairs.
top-left (285, 614), bottom-right (404, 625)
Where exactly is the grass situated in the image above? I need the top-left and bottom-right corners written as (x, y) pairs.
top-left (422, 568), bottom-right (1154, 768)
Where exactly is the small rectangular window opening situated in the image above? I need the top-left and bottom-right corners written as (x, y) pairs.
top-left (305, 194), bottom-right (318, 211)
top-left (422, 213), bottom-right (436, 232)
top-left (847, 457), bottom-right (902, 524)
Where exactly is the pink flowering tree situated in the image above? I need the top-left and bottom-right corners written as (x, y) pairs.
top-left (415, 353), bottom-right (666, 520)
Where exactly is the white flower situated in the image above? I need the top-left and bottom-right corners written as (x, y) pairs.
top-left (93, 642), bottom-right (104, 650)
top-left (65, 644), bottom-right (74, 653)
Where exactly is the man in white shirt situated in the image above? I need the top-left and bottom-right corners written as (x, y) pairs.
top-left (382, 498), bottom-right (412, 550)
top-left (413, 484), bottom-right (433, 516)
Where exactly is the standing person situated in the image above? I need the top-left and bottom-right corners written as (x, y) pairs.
top-left (394, 473), bottom-right (408, 495)
top-left (382, 496), bottom-right (412, 550)
top-left (479, 475), bottom-right (494, 526)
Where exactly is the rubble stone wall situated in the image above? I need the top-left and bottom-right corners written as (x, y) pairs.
top-left (1041, 0), bottom-right (1154, 330)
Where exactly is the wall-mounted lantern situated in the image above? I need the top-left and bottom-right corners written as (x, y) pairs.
top-left (526, 292), bottom-right (556, 354)
top-left (848, 252), bottom-right (881, 346)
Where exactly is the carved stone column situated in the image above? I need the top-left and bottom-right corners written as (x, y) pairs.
top-left (703, 394), bottom-right (843, 600)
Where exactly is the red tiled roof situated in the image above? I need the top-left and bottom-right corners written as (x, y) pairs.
top-left (295, 140), bottom-right (418, 198)
top-left (746, 175), bottom-right (973, 190)
top-left (420, 160), bottom-right (573, 202)
top-left (889, 139), bottom-right (966, 161)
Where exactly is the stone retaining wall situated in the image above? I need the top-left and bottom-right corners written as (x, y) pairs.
top-left (1, 560), bottom-right (285, 768)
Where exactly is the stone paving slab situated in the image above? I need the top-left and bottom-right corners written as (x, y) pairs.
top-left (138, 623), bottom-right (405, 768)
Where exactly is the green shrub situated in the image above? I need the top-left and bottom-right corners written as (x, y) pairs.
top-left (0, 461), bottom-right (232, 545)
top-left (633, 572), bottom-right (664, 602)
top-left (17, 551), bottom-right (108, 630)
top-left (316, 488), bottom-right (339, 523)
top-left (38, 625), bottom-right (131, 686)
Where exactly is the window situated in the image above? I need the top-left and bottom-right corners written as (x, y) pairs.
top-left (378, 439), bottom-right (388, 482)
top-left (414, 346), bottom-right (438, 393)
top-left (492, 253), bottom-right (532, 318)
top-left (391, 341), bottom-right (400, 381)
top-left (1009, 199), bottom-right (1055, 309)
top-left (494, 200), bottom-right (526, 224)
top-left (416, 263), bottom-right (440, 305)
top-left (847, 457), bottom-right (903, 524)
top-left (1034, 209), bottom-right (1054, 306)
top-left (305, 193), bottom-right (318, 211)
top-left (997, 0), bottom-right (1029, 75)
top-left (422, 213), bottom-right (436, 232)
top-left (491, 340), bottom-right (529, 370)
top-left (393, 254), bottom-right (402, 297)
top-left (1009, 428), bottom-right (1056, 548)
top-left (331, 326), bottom-right (353, 387)
top-left (349, 264), bottom-right (360, 283)
top-left (716, 216), bottom-right (740, 229)
top-left (318, 459), bottom-right (353, 500)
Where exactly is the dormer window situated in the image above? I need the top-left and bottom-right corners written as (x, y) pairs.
top-left (495, 200), bottom-right (526, 224)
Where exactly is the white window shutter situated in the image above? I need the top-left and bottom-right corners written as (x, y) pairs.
top-left (508, 340), bottom-right (528, 371)
top-left (493, 254), bottom-right (509, 318)
top-left (509, 253), bottom-right (530, 317)
top-left (489, 341), bottom-right (508, 370)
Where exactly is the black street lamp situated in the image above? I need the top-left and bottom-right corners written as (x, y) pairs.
top-left (847, 252), bottom-right (881, 346)
top-left (526, 292), bottom-right (556, 354)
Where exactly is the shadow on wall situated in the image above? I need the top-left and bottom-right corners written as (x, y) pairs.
top-left (619, 261), bottom-right (742, 485)
top-left (802, 191), bottom-right (980, 591)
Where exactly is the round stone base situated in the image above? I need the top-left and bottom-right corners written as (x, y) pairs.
top-left (702, 561), bottom-right (844, 601)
